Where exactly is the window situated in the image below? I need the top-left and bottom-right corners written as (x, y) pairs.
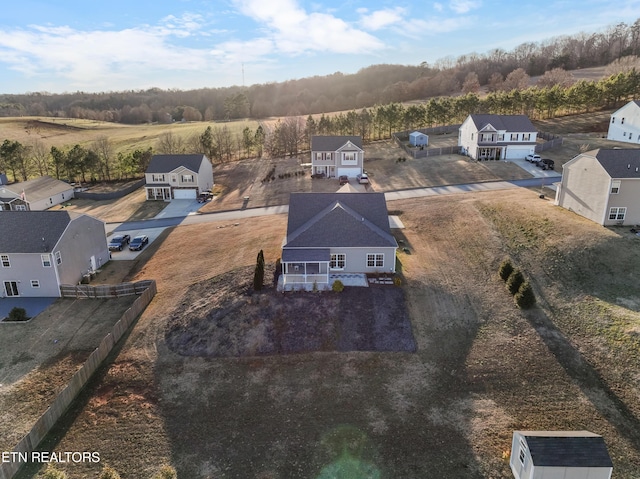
top-left (609, 207), bottom-right (626, 221)
top-left (622, 117), bottom-right (625, 124)
top-left (624, 132), bottom-right (627, 137)
top-left (325, 153), bottom-right (332, 161)
top-left (1, 255), bottom-right (9, 267)
top-left (330, 254), bottom-right (345, 269)
top-left (611, 117), bottom-right (615, 123)
top-left (342, 153), bottom-right (356, 165)
top-left (497, 133), bottom-right (504, 141)
top-left (55, 251), bottom-right (62, 265)
top-left (611, 181), bottom-right (621, 194)
top-left (510, 133), bottom-right (518, 141)
top-left (151, 174), bottom-right (165, 182)
top-left (41, 254), bottom-right (51, 267)
top-left (518, 440), bottom-right (527, 466)
top-left (14, 204), bottom-right (27, 211)
top-left (181, 174), bottom-right (194, 183)
top-left (367, 253), bottom-right (384, 268)
top-left (31, 280), bottom-right (40, 288)
top-left (523, 133), bottom-right (531, 141)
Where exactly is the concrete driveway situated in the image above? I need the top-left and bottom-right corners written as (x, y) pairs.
top-left (108, 227), bottom-right (167, 261)
top-left (154, 199), bottom-right (205, 218)
top-left (509, 157), bottom-right (562, 179)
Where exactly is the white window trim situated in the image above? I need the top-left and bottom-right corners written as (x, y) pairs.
top-left (41, 254), bottom-right (51, 267)
top-left (31, 280), bottom-right (40, 288)
top-left (181, 174), bottom-right (195, 183)
top-left (55, 251), bottom-right (62, 265)
top-left (518, 440), bottom-right (527, 466)
top-left (1, 255), bottom-right (9, 268)
top-left (330, 253), bottom-right (346, 270)
top-left (611, 180), bottom-right (621, 194)
top-left (609, 206), bottom-right (627, 221)
top-left (341, 152), bottom-right (357, 165)
top-left (366, 253), bottom-right (384, 268)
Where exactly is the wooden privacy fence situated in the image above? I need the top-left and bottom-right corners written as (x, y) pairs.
top-left (0, 280), bottom-right (157, 479)
top-left (74, 178), bottom-right (145, 200)
top-left (60, 280), bottom-right (154, 298)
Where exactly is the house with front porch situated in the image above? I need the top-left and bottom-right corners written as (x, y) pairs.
top-left (607, 100), bottom-right (640, 144)
top-left (144, 154), bottom-right (214, 200)
top-left (458, 114), bottom-right (538, 160)
top-left (311, 136), bottom-right (364, 178)
top-left (280, 192), bottom-right (397, 290)
top-left (0, 176), bottom-right (74, 211)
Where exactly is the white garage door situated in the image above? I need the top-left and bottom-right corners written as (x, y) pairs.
top-left (337, 167), bottom-right (361, 178)
top-left (173, 189), bottom-right (197, 199)
top-left (505, 146), bottom-right (533, 160)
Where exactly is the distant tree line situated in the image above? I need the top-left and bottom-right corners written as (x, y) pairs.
top-left (1, 66), bottom-right (640, 183)
top-left (1, 19), bottom-right (639, 122)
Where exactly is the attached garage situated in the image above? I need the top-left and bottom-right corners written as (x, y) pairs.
top-left (505, 146), bottom-right (534, 160)
top-left (337, 167), bottom-right (361, 178)
top-left (173, 188), bottom-right (197, 199)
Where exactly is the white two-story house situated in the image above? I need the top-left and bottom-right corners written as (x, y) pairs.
top-left (145, 154), bottom-right (214, 200)
top-left (607, 100), bottom-right (640, 144)
top-left (311, 136), bottom-right (364, 179)
top-left (458, 114), bottom-right (538, 160)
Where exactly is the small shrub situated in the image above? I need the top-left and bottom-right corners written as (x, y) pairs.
top-left (506, 269), bottom-right (525, 295)
top-left (498, 259), bottom-right (514, 281)
top-left (515, 281), bottom-right (536, 309)
top-left (393, 276), bottom-right (402, 286)
top-left (7, 306), bottom-right (28, 321)
top-left (152, 465), bottom-right (177, 479)
top-left (332, 280), bottom-right (344, 292)
top-left (312, 281), bottom-right (318, 292)
top-left (99, 465), bottom-right (121, 479)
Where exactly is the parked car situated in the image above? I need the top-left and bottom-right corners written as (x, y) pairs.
top-left (128, 235), bottom-right (149, 251)
top-left (526, 154), bottom-right (541, 163)
top-left (197, 191), bottom-right (212, 203)
top-left (356, 173), bottom-right (369, 184)
top-left (538, 158), bottom-right (555, 170)
top-left (108, 234), bottom-right (131, 251)
top-left (339, 175), bottom-right (349, 185)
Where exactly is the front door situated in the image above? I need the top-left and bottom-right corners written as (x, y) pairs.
top-left (4, 281), bottom-right (19, 297)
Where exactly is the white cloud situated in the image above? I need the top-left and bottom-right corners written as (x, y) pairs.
top-left (433, 2), bottom-right (444, 13)
top-left (449, 0), bottom-right (481, 14)
top-left (360, 7), bottom-right (406, 31)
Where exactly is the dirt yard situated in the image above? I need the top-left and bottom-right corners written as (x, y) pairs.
top-left (26, 188), bottom-right (640, 479)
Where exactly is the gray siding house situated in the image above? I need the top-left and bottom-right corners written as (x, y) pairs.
top-left (145, 154), bottom-right (214, 200)
top-left (510, 431), bottom-right (613, 479)
top-left (280, 192), bottom-right (397, 290)
top-left (0, 211), bottom-right (109, 298)
top-left (458, 114), bottom-right (538, 160)
top-left (0, 176), bottom-right (74, 211)
top-left (555, 148), bottom-right (640, 225)
top-left (311, 136), bottom-right (364, 178)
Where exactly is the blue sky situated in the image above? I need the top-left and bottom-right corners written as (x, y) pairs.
top-left (0, 0), bottom-right (639, 94)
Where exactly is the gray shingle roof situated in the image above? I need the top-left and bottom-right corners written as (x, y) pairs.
top-left (146, 154), bottom-right (208, 174)
top-left (0, 176), bottom-right (73, 204)
top-left (284, 193), bottom-right (397, 249)
top-left (524, 434), bottom-right (613, 468)
top-left (0, 211), bottom-right (79, 253)
top-left (470, 114), bottom-right (537, 132)
top-left (590, 148), bottom-right (640, 178)
top-left (311, 136), bottom-right (363, 151)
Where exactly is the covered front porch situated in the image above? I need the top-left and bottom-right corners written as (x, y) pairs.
top-left (146, 184), bottom-right (172, 200)
top-left (476, 146), bottom-right (504, 160)
top-left (280, 248), bottom-right (329, 290)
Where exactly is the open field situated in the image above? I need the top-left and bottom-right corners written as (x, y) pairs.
top-left (17, 188), bottom-right (640, 479)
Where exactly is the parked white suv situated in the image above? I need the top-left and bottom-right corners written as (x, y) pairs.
top-left (526, 154), bottom-right (541, 164)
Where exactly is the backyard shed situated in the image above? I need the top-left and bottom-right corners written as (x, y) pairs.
top-left (409, 131), bottom-right (428, 147)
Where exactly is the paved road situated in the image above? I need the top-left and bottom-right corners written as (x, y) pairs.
top-left (110, 176), bottom-right (560, 232)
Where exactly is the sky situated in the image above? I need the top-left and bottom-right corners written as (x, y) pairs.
top-left (0, 0), bottom-right (639, 95)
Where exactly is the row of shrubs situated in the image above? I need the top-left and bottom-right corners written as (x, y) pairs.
top-left (277, 171), bottom-right (306, 179)
top-left (499, 259), bottom-right (536, 309)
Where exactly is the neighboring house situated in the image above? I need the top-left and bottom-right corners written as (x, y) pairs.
top-left (311, 136), bottom-right (364, 178)
top-left (510, 431), bottom-right (613, 479)
top-left (458, 114), bottom-right (538, 160)
top-left (409, 131), bottom-right (429, 147)
top-left (0, 211), bottom-right (109, 297)
top-left (144, 154), bottom-right (214, 200)
top-left (555, 148), bottom-right (640, 225)
top-left (280, 192), bottom-right (398, 290)
top-left (0, 176), bottom-right (74, 211)
top-left (606, 100), bottom-right (640, 144)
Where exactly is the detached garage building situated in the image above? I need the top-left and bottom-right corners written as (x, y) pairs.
top-left (458, 114), bottom-right (538, 160)
top-left (144, 154), bottom-right (214, 200)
